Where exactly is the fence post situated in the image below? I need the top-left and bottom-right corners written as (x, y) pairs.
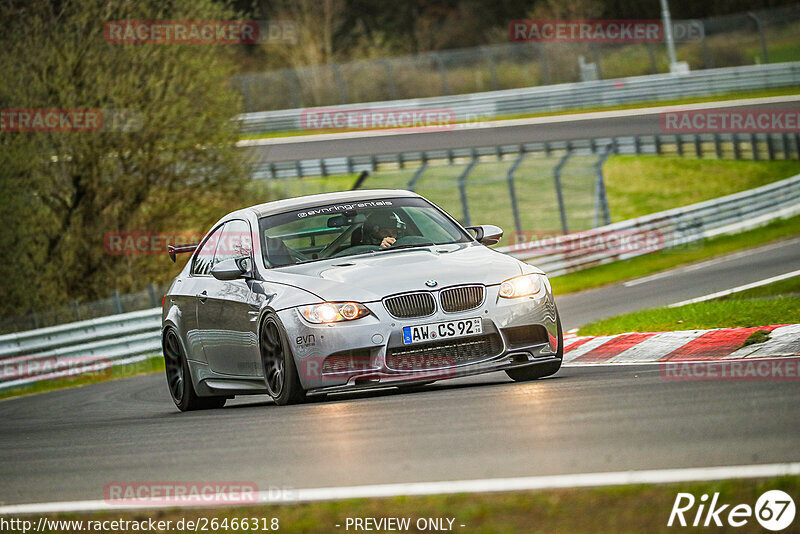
top-left (506, 153), bottom-right (526, 237)
top-left (330, 64), bottom-right (348, 104)
top-left (593, 145), bottom-right (613, 227)
top-left (284, 69), bottom-right (302, 108)
top-left (458, 155), bottom-right (479, 226)
top-left (481, 46), bottom-right (499, 91)
top-left (407, 162), bottom-right (428, 191)
top-left (432, 52), bottom-right (450, 95)
top-left (379, 59), bottom-right (399, 100)
top-left (699, 22), bottom-right (712, 69)
top-left (148, 283), bottom-right (158, 309)
top-left (553, 152), bottom-right (571, 235)
top-left (112, 290), bottom-right (122, 315)
top-left (746, 12), bottom-right (770, 64)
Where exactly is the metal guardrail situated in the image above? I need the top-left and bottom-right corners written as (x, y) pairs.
top-left (0, 309), bottom-right (161, 391)
top-left (238, 62), bottom-right (800, 134)
top-left (252, 132), bottom-right (800, 179)
top-left (1, 173), bottom-right (799, 390)
top-left (498, 173), bottom-right (800, 276)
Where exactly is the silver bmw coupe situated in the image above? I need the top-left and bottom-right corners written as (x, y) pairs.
top-left (162, 190), bottom-right (562, 410)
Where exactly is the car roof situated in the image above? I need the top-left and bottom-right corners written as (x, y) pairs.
top-left (240, 189), bottom-right (423, 218)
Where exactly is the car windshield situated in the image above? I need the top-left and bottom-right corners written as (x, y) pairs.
top-left (257, 197), bottom-right (471, 268)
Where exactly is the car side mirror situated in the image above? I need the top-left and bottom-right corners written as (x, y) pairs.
top-left (466, 225), bottom-right (503, 246)
top-left (211, 258), bottom-right (250, 281)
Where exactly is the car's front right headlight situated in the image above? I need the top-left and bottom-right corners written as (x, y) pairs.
top-left (499, 274), bottom-right (545, 298)
top-left (298, 302), bottom-right (371, 324)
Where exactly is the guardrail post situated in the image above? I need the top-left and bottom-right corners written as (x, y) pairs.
top-left (654, 136), bottom-right (662, 155)
top-left (553, 152), bottom-right (571, 235)
top-left (694, 135), bottom-right (702, 158)
top-left (320, 159), bottom-right (328, 177)
top-left (733, 134), bottom-right (742, 160)
top-left (751, 133), bottom-right (759, 161)
top-left (714, 134), bottom-right (723, 159)
top-left (767, 135), bottom-right (775, 161)
top-left (795, 133), bottom-right (800, 159)
top-left (458, 155), bottom-right (479, 226)
top-left (295, 160), bottom-right (303, 178)
top-left (634, 136), bottom-right (641, 155)
top-left (782, 134), bottom-right (791, 160)
top-left (676, 135), bottom-right (684, 157)
top-left (506, 153), bottom-right (526, 237)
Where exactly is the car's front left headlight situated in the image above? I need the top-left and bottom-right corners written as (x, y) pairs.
top-left (499, 274), bottom-right (545, 298)
top-left (298, 302), bottom-right (371, 323)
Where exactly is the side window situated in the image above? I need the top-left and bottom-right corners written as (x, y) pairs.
top-left (191, 226), bottom-right (223, 276)
top-left (213, 219), bottom-right (253, 267)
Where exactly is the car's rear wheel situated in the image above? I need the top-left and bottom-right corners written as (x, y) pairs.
top-left (163, 328), bottom-right (226, 411)
top-left (260, 315), bottom-right (306, 405)
top-left (505, 314), bottom-right (563, 382)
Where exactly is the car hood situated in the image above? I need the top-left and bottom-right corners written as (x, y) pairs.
top-left (265, 243), bottom-right (533, 302)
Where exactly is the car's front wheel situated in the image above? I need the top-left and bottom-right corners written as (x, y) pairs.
top-left (260, 315), bottom-right (306, 405)
top-left (505, 315), bottom-right (563, 382)
top-left (163, 328), bottom-right (226, 411)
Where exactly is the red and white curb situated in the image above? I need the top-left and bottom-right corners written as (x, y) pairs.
top-left (562, 324), bottom-right (800, 365)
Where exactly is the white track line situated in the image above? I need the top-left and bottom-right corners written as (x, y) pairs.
top-left (237, 94), bottom-right (800, 147)
top-left (623, 236), bottom-right (800, 287)
top-left (2, 463), bottom-right (799, 515)
top-left (668, 269), bottom-right (800, 308)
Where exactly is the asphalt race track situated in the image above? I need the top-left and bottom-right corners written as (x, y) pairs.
top-left (0, 238), bottom-right (798, 507)
top-left (242, 97), bottom-right (800, 162)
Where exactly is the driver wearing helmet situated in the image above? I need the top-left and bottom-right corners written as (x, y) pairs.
top-left (362, 210), bottom-right (406, 248)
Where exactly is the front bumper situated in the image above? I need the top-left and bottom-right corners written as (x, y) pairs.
top-left (278, 284), bottom-right (560, 394)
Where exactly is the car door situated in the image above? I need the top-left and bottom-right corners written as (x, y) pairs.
top-left (181, 224), bottom-right (225, 364)
top-left (197, 219), bottom-right (260, 377)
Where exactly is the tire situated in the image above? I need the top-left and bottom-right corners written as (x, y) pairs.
top-left (259, 314), bottom-right (306, 406)
top-left (505, 313), bottom-right (563, 382)
top-left (163, 328), bottom-right (226, 411)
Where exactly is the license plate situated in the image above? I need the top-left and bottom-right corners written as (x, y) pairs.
top-left (402, 318), bottom-right (482, 345)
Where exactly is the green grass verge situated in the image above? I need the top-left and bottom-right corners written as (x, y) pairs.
top-left (604, 157), bottom-right (800, 222)
top-left (551, 214), bottom-right (800, 296)
top-left (0, 356), bottom-right (163, 401)
top-left (239, 86), bottom-right (800, 140)
top-left (11, 477), bottom-right (798, 533)
top-left (577, 272), bottom-right (800, 336)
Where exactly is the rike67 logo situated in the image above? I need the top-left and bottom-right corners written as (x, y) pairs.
top-left (668, 490), bottom-right (796, 531)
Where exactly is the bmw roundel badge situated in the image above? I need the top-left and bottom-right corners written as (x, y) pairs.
top-left (425, 280), bottom-right (438, 287)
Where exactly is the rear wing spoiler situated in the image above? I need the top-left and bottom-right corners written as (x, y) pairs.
top-left (168, 243), bottom-right (199, 263)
